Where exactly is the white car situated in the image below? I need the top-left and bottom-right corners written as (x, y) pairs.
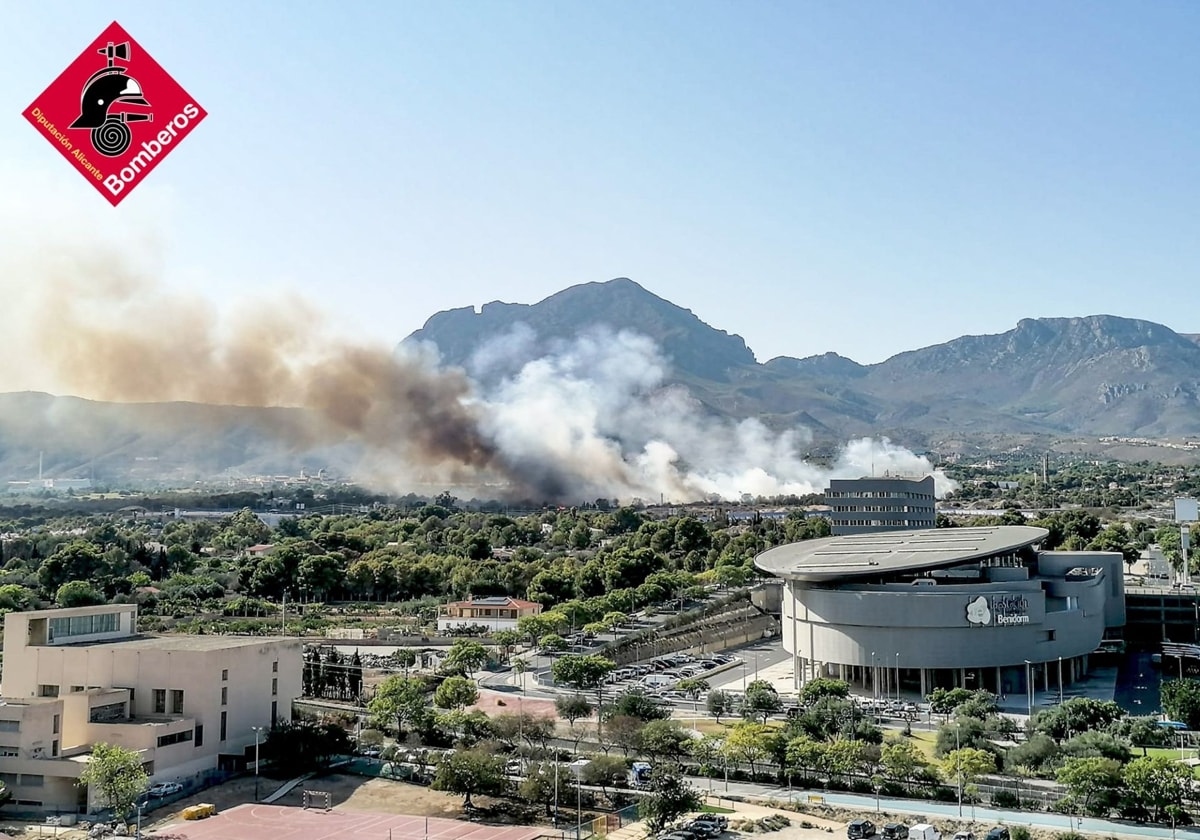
top-left (147, 781), bottom-right (183, 797)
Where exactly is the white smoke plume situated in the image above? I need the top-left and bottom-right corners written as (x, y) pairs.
top-left (478, 326), bottom-right (957, 502)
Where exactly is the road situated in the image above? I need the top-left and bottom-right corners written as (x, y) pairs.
top-left (1114, 650), bottom-right (1162, 717)
top-left (689, 776), bottom-right (1200, 840)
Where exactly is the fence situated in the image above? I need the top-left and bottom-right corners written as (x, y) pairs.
top-left (567, 803), bottom-right (641, 840)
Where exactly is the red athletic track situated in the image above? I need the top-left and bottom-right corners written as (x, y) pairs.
top-left (158, 804), bottom-right (553, 840)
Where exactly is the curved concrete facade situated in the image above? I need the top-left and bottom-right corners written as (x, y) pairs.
top-left (758, 527), bottom-right (1127, 698)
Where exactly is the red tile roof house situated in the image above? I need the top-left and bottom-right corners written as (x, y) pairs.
top-left (437, 596), bottom-right (542, 634)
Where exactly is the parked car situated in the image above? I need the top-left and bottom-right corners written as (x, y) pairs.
top-left (953, 832), bottom-right (975, 840)
top-left (685, 822), bottom-right (721, 838)
top-left (848, 820), bottom-right (876, 839)
top-left (147, 781), bottom-right (183, 797)
top-left (984, 829), bottom-right (1009, 840)
top-left (692, 815), bottom-right (729, 833)
top-left (908, 825), bottom-right (941, 840)
top-left (883, 824), bottom-right (909, 840)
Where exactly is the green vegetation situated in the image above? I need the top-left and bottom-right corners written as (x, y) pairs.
top-left (78, 742), bottom-right (148, 819)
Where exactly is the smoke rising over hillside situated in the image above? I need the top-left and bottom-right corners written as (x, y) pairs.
top-left (0, 217), bottom-right (953, 502)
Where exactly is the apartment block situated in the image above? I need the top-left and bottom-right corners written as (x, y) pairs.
top-left (0, 605), bottom-right (302, 815)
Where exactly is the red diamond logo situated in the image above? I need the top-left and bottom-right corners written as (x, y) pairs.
top-left (22, 21), bottom-right (207, 206)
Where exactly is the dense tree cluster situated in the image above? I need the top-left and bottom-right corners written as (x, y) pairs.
top-left (0, 500), bottom-right (830, 625)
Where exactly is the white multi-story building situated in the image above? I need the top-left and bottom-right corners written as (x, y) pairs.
top-left (0, 605), bottom-right (302, 815)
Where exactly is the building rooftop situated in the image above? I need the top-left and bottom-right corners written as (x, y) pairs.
top-left (49, 633), bottom-right (297, 652)
top-left (754, 525), bottom-right (1049, 582)
top-left (447, 596), bottom-right (540, 609)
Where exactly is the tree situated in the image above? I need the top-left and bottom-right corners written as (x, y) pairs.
top-left (605, 714), bottom-right (646, 756)
top-left (707, 689), bottom-right (734, 723)
top-left (444, 639), bottom-right (489, 676)
top-left (606, 688), bottom-right (670, 722)
top-left (742, 679), bottom-right (782, 723)
top-left (940, 747), bottom-right (995, 797)
top-left (785, 735), bottom-right (826, 782)
top-left (1056, 757), bottom-right (1123, 816)
top-left (434, 676), bottom-right (480, 711)
top-left (519, 762), bottom-right (575, 818)
top-left (555, 694), bottom-right (594, 752)
top-left (79, 742), bottom-right (148, 819)
top-left (56, 579), bottom-right (105, 607)
top-left (581, 754), bottom-right (630, 800)
top-left (1005, 733), bottom-right (1061, 776)
top-left (1031, 697), bottom-right (1126, 742)
top-left (518, 614), bottom-right (555, 647)
top-left (539, 633), bottom-right (568, 652)
top-left (1110, 715), bottom-right (1171, 756)
top-left (552, 654), bottom-right (616, 693)
top-left (394, 648), bottom-right (418, 674)
top-left (1160, 678), bottom-right (1200, 730)
top-left (639, 720), bottom-right (694, 762)
top-left (263, 720), bottom-right (351, 771)
top-left (1061, 730), bottom-right (1131, 764)
top-left (799, 678), bottom-right (850, 707)
top-left (676, 678), bottom-right (710, 702)
top-left (927, 687), bottom-right (973, 718)
top-left (880, 739), bottom-right (928, 788)
top-left (368, 675), bottom-right (428, 737)
top-left (721, 721), bottom-right (779, 777)
top-left (432, 748), bottom-right (509, 809)
top-left (491, 629), bottom-right (523, 660)
top-left (1122, 755), bottom-right (1194, 822)
top-left (638, 766), bottom-right (701, 833)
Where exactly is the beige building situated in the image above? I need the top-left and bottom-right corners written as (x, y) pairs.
top-left (437, 596), bottom-right (542, 633)
top-left (0, 605), bottom-right (302, 815)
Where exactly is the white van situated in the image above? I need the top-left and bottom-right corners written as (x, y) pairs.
top-left (908, 825), bottom-right (941, 840)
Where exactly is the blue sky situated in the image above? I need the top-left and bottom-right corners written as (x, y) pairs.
top-left (5, 1), bottom-right (1200, 365)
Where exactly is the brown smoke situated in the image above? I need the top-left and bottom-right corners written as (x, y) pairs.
top-left (7, 242), bottom-right (503, 484)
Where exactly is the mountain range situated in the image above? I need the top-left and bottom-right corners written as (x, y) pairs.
top-left (405, 277), bottom-right (1200, 441)
top-left (6, 277), bottom-right (1200, 485)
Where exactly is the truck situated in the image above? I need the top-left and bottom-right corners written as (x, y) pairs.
top-left (631, 761), bottom-right (653, 788)
top-left (908, 825), bottom-right (941, 840)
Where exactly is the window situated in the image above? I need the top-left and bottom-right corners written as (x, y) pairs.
top-left (153, 689), bottom-right (166, 714)
top-left (170, 690), bottom-right (184, 715)
top-left (272, 661), bottom-right (278, 673)
top-left (48, 611), bottom-right (120, 641)
top-left (51, 740), bottom-right (58, 757)
top-left (221, 687), bottom-right (228, 706)
top-left (0, 773), bottom-right (16, 786)
top-left (90, 702), bottom-right (126, 724)
top-left (220, 711), bottom-right (227, 742)
top-left (38, 685), bottom-right (59, 698)
top-left (271, 678), bottom-right (277, 696)
top-left (21, 775), bottom-right (44, 787)
top-left (271, 701), bottom-right (277, 724)
top-left (52, 714), bottom-right (59, 735)
top-left (0, 749), bottom-right (17, 757)
top-left (156, 730), bottom-right (193, 748)
top-left (0, 720), bottom-right (18, 733)
top-left (194, 725), bottom-right (203, 748)
top-left (221, 669), bottom-right (228, 681)
top-left (70, 685), bottom-right (85, 694)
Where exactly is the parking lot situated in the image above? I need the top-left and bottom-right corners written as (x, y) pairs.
top-left (602, 651), bottom-right (742, 704)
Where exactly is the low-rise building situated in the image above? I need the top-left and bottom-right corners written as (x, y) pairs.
top-left (437, 596), bottom-right (542, 633)
top-left (0, 605), bottom-right (302, 815)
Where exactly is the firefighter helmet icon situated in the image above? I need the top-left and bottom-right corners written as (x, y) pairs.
top-left (69, 41), bottom-right (153, 157)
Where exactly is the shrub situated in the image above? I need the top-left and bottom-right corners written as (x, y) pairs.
top-left (991, 790), bottom-right (1021, 809)
top-left (1010, 827), bottom-right (1030, 840)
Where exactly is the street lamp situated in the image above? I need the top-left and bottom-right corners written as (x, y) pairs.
top-left (252, 726), bottom-right (265, 801)
top-left (1057, 656), bottom-right (1064, 705)
top-left (895, 653), bottom-right (901, 703)
top-left (871, 651), bottom-right (877, 701)
top-left (1024, 660), bottom-right (1033, 718)
top-left (136, 801), bottom-right (145, 840)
